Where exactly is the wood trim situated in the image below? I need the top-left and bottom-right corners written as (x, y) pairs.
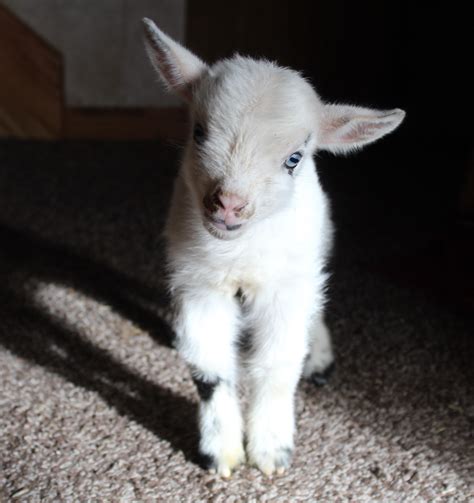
top-left (63, 107), bottom-right (188, 142)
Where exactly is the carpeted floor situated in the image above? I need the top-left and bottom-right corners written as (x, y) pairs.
top-left (0, 141), bottom-right (472, 501)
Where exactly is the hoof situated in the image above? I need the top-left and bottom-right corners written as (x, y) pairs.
top-left (196, 446), bottom-right (245, 478)
top-left (310, 362), bottom-right (335, 387)
top-left (249, 446), bottom-right (293, 477)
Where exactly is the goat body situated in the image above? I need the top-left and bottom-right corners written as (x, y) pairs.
top-left (143, 18), bottom-right (405, 477)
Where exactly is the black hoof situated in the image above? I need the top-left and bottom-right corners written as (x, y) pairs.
top-left (310, 362), bottom-right (335, 387)
top-left (196, 451), bottom-right (217, 471)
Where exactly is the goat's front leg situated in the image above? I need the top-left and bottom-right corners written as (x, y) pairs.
top-left (245, 282), bottom-right (316, 476)
top-left (174, 288), bottom-right (244, 477)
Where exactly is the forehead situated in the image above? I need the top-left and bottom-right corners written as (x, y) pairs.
top-left (193, 57), bottom-right (320, 149)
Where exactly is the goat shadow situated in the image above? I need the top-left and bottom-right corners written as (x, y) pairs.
top-left (0, 140), bottom-right (202, 464)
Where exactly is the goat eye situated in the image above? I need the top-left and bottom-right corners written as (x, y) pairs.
top-left (284, 152), bottom-right (302, 171)
top-left (193, 123), bottom-right (205, 144)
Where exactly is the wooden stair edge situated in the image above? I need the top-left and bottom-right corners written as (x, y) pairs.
top-left (63, 107), bottom-right (188, 141)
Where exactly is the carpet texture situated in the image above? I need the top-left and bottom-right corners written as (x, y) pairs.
top-left (0, 142), bottom-right (472, 502)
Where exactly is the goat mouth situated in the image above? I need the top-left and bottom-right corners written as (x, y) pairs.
top-left (204, 215), bottom-right (243, 233)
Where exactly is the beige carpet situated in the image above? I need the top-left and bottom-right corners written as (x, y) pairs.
top-left (0, 142), bottom-right (472, 501)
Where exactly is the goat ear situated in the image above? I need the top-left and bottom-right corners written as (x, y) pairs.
top-left (142, 18), bottom-right (207, 102)
top-left (318, 104), bottom-right (405, 153)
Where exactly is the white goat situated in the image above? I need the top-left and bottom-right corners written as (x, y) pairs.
top-left (143, 18), bottom-right (405, 478)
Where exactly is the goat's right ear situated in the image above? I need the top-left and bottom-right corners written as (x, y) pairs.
top-left (142, 18), bottom-right (207, 102)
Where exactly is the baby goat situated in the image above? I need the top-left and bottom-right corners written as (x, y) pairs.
top-left (143, 18), bottom-right (405, 478)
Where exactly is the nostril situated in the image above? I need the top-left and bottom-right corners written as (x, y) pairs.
top-left (234, 202), bottom-right (248, 213)
top-left (204, 189), bottom-right (248, 214)
top-left (213, 190), bottom-right (225, 210)
top-left (217, 193), bottom-right (247, 213)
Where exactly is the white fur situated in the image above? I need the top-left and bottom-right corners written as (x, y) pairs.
top-left (303, 317), bottom-right (334, 377)
top-left (142, 18), bottom-right (405, 477)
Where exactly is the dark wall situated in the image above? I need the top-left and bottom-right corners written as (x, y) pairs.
top-left (187, 1), bottom-right (473, 235)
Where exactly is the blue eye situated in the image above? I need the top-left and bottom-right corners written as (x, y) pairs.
top-left (284, 151), bottom-right (302, 171)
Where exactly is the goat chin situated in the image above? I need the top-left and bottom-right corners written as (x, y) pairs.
top-left (142, 16), bottom-right (405, 478)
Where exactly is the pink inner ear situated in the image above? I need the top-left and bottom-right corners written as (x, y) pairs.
top-left (145, 33), bottom-right (184, 89)
top-left (148, 43), bottom-right (197, 101)
top-left (340, 120), bottom-right (388, 143)
top-left (155, 49), bottom-right (185, 89)
top-left (326, 116), bottom-right (352, 131)
top-left (320, 106), bottom-right (404, 149)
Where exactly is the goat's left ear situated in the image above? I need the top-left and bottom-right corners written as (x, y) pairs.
top-left (142, 18), bottom-right (208, 102)
top-left (318, 104), bottom-right (406, 154)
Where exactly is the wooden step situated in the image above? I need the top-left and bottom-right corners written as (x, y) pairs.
top-left (0, 5), bottom-right (63, 139)
top-left (0, 7), bottom-right (188, 141)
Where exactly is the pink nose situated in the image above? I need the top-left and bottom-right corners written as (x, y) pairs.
top-left (203, 189), bottom-right (248, 231)
top-left (215, 192), bottom-right (247, 213)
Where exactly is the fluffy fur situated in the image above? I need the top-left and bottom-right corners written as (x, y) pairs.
top-left (143, 18), bottom-right (405, 477)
